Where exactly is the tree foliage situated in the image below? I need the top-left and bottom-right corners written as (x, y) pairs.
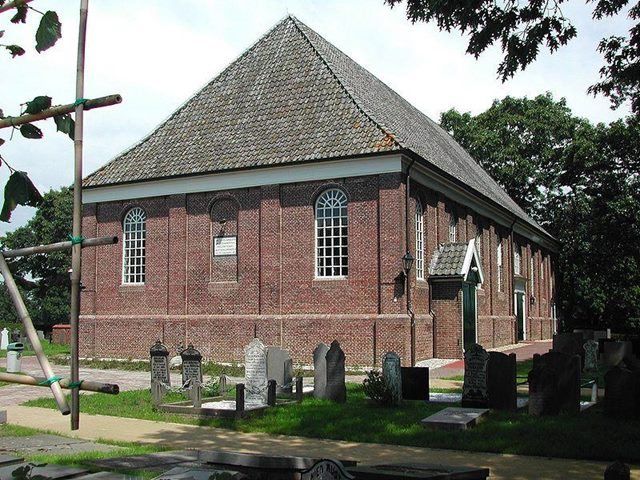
top-left (386, 0), bottom-right (640, 115)
top-left (0, 187), bottom-right (72, 329)
top-left (440, 95), bottom-right (640, 332)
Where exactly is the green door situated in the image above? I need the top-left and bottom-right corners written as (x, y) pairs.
top-left (516, 292), bottom-right (525, 341)
top-left (462, 282), bottom-right (477, 351)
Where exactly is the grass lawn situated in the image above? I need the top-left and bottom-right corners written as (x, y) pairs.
top-left (0, 423), bottom-right (165, 479)
top-left (25, 384), bottom-right (640, 463)
top-left (0, 342), bottom-right (71, 359)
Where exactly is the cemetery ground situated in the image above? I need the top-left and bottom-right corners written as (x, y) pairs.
top-left (20, 383), bottom-right (640, 464)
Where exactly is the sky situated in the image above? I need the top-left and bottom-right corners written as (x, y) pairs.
top-left (0, 0), bottom-right (634, 235)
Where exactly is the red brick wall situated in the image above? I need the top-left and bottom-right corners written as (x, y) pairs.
top-left (80, 171), bottom-right (554, 365)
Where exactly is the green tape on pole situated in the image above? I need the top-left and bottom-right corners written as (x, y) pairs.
top-left (74, 98), bottom-right (88, 107)
top-left (39, 375), bottom-right (63, 386)
top-left (68, 380), bottom-right (83, 389)
top-left (68, 234), bottom-right (85, 245)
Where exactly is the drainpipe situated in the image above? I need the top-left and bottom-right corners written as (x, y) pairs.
top-left (508, 216), bottom-right (517, 341)
top-left (405, 159), bottom-right (416, 366)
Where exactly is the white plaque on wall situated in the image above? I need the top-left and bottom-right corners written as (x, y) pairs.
top-left (213, 235), bottom-right (237, 256)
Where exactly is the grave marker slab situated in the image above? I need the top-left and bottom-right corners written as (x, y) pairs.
top-left (267, 346), bottom-right (293, 395)
top-left (0, 328), bottom-right (8, 350)
top-left (325, 340), bottom-right (346, 403)
top-left (603, 341), bottom-right (633, 367)
top-left (244, 338), bottom-right (268, 405)
top-left (180, 345), bottom-right (202, 385)
top-left (313, 343), bottom-right (329, 399)
top-left (382, 352), bottom-right (402, 406)
top-left (528, 351), bottom-right (580, 416)
top-left (420, 407), bottom-right (489, 431)
top-left (584, 340), bottom-right (599, 372)
top-left (553, 332), bottom-right (585, 366)
top-left (604, 366), bottom-right (640, 419)
top-left (462, 343), bottom-right (489, 408)
top-left (150, 341), bottom-right (171, 387)
top-left (487, 352), bottom-right (517, 411)
top-left (400, 367), bottom-right (429, 401)
top-left (301, 459), bottom-right (354, 480)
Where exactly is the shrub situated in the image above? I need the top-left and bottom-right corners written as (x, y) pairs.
top-left (362, 369), bottom-right (393, 406)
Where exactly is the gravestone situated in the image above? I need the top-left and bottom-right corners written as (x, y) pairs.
top-left (487, 352), bottom-right (517, 411)
top-left (604, 461), bottom-right (631, 480)
top-left (180, 344), bottom-right (203, 385)
top-left (553, 332), bottom-right (585, 365)
top-left (10, 329), bottom-right (19, 343)
top-left (528, 351), bottom-right (580, 416)
top-left (324, 340), bottom-right (346, 403)
top-left (267, 346), bottom-right (293, 395)
top-left (150, 341), bottom-right (171, 387)
top-left (461, 343), bottom-right (489, 408)
top-left (313, 343), bottom-right (329, 399)
top-left (603, 341), bottom-right (633, 367)
top-left (584, 340), bottom-right (599, 372)
top-left (382, 352), bottom-right (402, 406)
top-left (420, 407), bottom-right (489, 431)
top-left (301, 459), bottom-right (354, 480)
top-left (400, 367), bottom-right (429, 401)
top-left (0, 328), bottom-right (8, 350)
top-left (244, 338), bottom-right (268, 405)
top-left (604, 366), bottom-right (640, 419)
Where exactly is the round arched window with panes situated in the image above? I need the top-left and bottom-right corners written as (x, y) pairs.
top-left (315, 189), bottom-right (348, 278)
top-left (122, 207), bottom-right (146, 285)
top-left (415, 199), bottom-right (424, 280)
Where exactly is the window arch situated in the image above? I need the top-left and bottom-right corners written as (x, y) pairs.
top-left (315, 188), bottom-right (348, 278)
top-left (122, 207), bottom-right (146, 284)
top-left (415, 199), bottom-right (424, 280)
top-left (496, 240), bottom-right (503, 292)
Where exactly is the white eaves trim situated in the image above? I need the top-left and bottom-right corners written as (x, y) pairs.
top-left (461, 238), bottom-right (484, 284)
top-left (82, 154), bottom-right (403, 204)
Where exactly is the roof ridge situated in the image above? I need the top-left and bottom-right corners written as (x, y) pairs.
top-left (85, 16), bottom-right (296, 183)
top-left (289, 17), bottom-right (402, 150)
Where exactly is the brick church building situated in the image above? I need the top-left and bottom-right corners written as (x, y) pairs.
top-left (79, 16), bottom-right (558, 366)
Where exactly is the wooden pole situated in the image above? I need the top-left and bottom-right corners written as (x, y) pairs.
top-left (70, 0), bottom-right (89, 431)
top-left (0, 95), bottom-right (122, 130)
top-left (0, 254), bottom-right (70, 414)
top-left (0, 0), bottom-right (32, 14)
top-left (0, 372), bottom-right (119, 395)
top-left (2, 236), bottom-right (117, 259)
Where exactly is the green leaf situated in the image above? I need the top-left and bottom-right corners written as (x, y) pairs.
top-left (53, 114), bottom-right (74, 140)
top-left (19, 123), bottom-right (43, 139)
top-left (5, 45), bottom-right (25, 58)
top-left (10, 5), bottom-right (27, 24)
top-left (35, 11), bottom-right (62, 53)
top-left (0, 171), bottom-right (44, 222)
top-left (24, 96), bottom-right (52, 115)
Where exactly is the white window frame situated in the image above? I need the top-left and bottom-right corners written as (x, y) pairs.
top-left (514, 245), bottom-right (522, 275)
top-left (315, 188), bottom-right (348, 278)
top-left (475, 224), bottom-right (482, 258)
top-left (530, 256), bottom-right (535, 292)
top-left (122, 207), bottom-right (147, 285)
top-left (497, 240), bottom-right (503, 292)
top-left (415, 199), bottom-right (424, 280)
top-left (449, 214), bottom-right (457, 242)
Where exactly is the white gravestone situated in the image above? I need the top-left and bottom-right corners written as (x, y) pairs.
top-left (382, 352), bottom-right (402, 406)
top-left (244, 338), bottom-right (268, 405)
top-left (0, 328), bottom-right (8, 350)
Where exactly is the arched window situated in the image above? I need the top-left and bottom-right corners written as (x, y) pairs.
top-left (415, 200), bottom-right (424, 280)
top-left (122, 207), bottom-right (146, 284)
top-left (316, 188), bottom-right (348, 278)
top-left (449, 214), bottom-right (457, 242)
top-left (514, 245), bottom-right (522, 275)
top-left (497, 240), bottom-right (503, 292)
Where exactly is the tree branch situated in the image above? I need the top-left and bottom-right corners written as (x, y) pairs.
top-left (0, 0), bottom-right (32, 14)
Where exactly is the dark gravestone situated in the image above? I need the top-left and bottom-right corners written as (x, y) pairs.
top-left (150, 340), bottom-right (171, 387)
top-left (603, 341), bottom-right (633, 367)
top-left (325, 340), bottom-right (346, 403)
top-left (487, 352), bottom-right (517, 411)
top-left (462, 343), bottom-right (489, 408)
top-left (313, 343), bottom-right (329, 399)
top-left (301, 459), bottom-right (354, 480)
top-left (382, 352), bottom-right (402, 406)
top-left (401, 367), bottom-right (429, 401)
top-left (604, 461), bottom-right (631, 480)
top-left (604, 366), bottom-right (640, 419)
top-left (267, 346), bottom-right (293, 395)
top-left (553, 332), bottom-right (585, 366)
top-left (528, 351), bottom-right (580, 416)
top-left (180, 344), bottom-right (202, 385)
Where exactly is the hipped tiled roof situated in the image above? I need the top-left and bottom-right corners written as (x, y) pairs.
top-left (84, 15), bottom-right (543, 234)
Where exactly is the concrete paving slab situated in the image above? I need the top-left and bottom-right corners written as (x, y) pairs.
top-left (0, 434), bottom-right (120, 455)
top-left (91, 451), bottom-right (199, 472)
top-left (0, 462), bottom-right (88, 480)
top-left (420, 407), bottom-right (489, 431)
top-left (0, 455), bottom-right (22, 467)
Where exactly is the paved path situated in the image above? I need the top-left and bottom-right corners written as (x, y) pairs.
top-left (429, 340), bottom-right (552, 379)
top-left (5, 405), bottom-right (638, 480)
